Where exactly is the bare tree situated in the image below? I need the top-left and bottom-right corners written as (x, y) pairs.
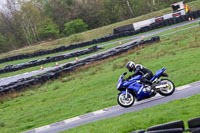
top-left (126, 0), bottom-right (134, 17)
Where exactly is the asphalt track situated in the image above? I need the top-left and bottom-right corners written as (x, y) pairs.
top-left (0, 18), bottom-right (200, 87)
top-left (23, 81), bottom-right (200, 133)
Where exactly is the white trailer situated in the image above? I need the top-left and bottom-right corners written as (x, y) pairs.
top-left (132, 1), bottom-right (186, 31)
top-left (113, 1), bottom-right (189, 34)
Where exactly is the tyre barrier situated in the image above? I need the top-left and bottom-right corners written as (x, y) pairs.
top-left (113, 24), bottom-right (135, 34)
top-left (113, 10), bottom-right (200, 34)
top-left (147, 120), bottom-right (185, 132)
top-left (130, 116), bottom-right (200, 133)
top-left (190, 128), bottom-right (200, 133)
top-left (0, 46), bottom-right (102, 74)
top-left (188, 117), bottom-right (200, 133)
top-left (0, 36), bottom-right (160, 94)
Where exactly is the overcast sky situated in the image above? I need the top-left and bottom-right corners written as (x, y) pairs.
top-left (0, 0), bottom-right (22, 12)
top-left (0, 0), bottom-right (29, 8)
top-left (0, 0), bottom-right (6, 5)
top-left (0, 0), bottom-right (7, 10)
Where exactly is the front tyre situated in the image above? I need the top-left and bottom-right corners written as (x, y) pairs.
top-left (158, 79), bottom-right (175, 96)
top-left (117, 92), bottom-right (135, 108)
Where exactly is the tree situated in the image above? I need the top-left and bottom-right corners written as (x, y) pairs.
top-left (63, 19), bottom-right (88, 36)
top-left (19, 1), bottom-right (42, 44)
top-left (73, 0), bottom-right (110, 28)
top-left (0, 33), bottom-right (7, 52)
top-left (41, 0), bottom-right (74, 30)
top-left (102, 0), bottom-right (133, 23)
top-left (0, 0), bottom-right (25, 49)
top-left (126, 0), bottom-right (134, 17)
top-left (38, 18), bottom-right (59, 39)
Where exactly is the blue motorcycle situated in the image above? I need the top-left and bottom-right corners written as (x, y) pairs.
top-left (117, 68), bottom-right (175, 108)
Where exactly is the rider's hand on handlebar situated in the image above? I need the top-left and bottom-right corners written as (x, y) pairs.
top-left (127, 76), bottom-right (132, 79)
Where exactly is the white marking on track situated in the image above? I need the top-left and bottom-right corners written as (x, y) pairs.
top-left (14, 75), bottom-right (19, 77)
top-left (35, 125), bottom-right (50, 132)
top-left (93, 110), bottom-right (106, 115)
top-left (135, 95), bottom-right (163, 105)
top-left (64, 117), bottom-right (81, 124)
top-left (176, 85), bottom-right (191, 90)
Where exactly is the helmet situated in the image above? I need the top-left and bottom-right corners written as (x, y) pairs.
top-left (126, 61), bottom-right (135, 72)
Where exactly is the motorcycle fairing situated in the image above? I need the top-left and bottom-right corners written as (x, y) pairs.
top-left (121, 75), bottom-right (142, 87)
top-left (129, 84), bottom-right (151, 101)
top-left (151, 67), bottom-right (166, 81)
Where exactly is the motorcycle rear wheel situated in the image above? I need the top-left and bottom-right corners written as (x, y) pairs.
top-left (158, 79), bottom-right (175, 96)
top-left (117, 92), bottom-right (135, 108)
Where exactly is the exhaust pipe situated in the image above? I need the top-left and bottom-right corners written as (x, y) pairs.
top-left (155, 84), bottom-right (168, 89)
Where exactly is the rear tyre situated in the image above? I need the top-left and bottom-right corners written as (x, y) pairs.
top-left (158, 79), bottom-right (175, 96)
top-left (117, 92), bottom-right (135, 108)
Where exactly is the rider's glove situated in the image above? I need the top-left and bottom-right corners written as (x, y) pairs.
top-left (128, 76), bottom-right (132, 79)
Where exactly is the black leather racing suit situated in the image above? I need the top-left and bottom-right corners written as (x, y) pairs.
top-left (131, 64), bottom-right (153, 85)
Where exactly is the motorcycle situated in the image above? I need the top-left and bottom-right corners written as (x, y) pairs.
top-left (117, 67), bottom-right (175, 108)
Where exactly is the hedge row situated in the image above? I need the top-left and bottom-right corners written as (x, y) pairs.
top-left (0, 36), bottom-right (160, 94)
top-left (113, 10), bottom-right (200, 34)
top-left (0, 46), bottom-right (101, 74)
top-left (131, 116), bottom-right (200, 133)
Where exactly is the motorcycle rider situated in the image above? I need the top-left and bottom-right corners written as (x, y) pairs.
top-left (126, 61), bottom-right (153, 92)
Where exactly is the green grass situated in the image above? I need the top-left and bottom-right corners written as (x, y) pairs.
top-left (63, 94), bottom-right (200, 133)
top-left (0, 23), bottom-right (200, 133)
top-left (0, 0), bottom-right (200, 59)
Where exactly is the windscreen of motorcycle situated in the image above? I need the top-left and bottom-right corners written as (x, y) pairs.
top-left (117, 76), bottom-right (123, 89)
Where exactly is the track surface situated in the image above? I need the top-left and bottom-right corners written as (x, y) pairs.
top-left (23, 81), bottom-right (200, 133)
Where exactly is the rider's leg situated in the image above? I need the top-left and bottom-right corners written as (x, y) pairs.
top-left (141, 73), bottom-right (153, 85)
top-left (141, 73), bottom-right (154, 92)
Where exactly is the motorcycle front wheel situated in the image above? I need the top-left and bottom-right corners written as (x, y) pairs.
top-left (117, 92), bottom-right (135, 108)
top-left (158, 79), bottom-right (175, 96)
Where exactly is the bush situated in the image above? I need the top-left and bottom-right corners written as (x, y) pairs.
top-left (38, 18), bottom-right (60, 39)
top-left (63, 19), bottom-right (88, 36)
